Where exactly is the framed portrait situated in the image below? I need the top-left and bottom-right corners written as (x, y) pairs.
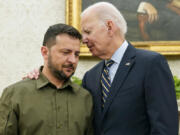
top-left (66, 0), bottom-right (180, 56)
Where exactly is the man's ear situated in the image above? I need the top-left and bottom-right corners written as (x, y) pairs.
top-left (41, 46), bottom-right (49, 60)
top-left (106, 20), bottom-right (114, 36)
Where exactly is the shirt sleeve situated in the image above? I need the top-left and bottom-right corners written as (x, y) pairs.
top-left (0, 88), bottom-right (18, 135)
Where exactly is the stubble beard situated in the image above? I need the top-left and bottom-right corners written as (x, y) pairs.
top-left (48, 55), bottom-right (74, 82)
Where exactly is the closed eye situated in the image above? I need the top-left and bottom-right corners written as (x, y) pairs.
top-left (75, 52), bottom-right (80, 57)
top-left (83, 29), bottom-right (91, 35)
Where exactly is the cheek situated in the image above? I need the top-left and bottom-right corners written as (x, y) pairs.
top-left (90, 31), bottom-right (100, 41)
top-left (54, 59), bottom-right (65, 68)
top-left (94, 33), bottom-right (106, 43)
top-left (87, 35), bottom-right (94, 43)
top-left (74, 62), bottom-right (78, 68)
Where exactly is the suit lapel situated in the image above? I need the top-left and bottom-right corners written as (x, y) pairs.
top-left (101, 44), bottom-right (136, 119)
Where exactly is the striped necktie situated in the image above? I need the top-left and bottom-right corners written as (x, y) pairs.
top-left (101, 60), bottom-right (114, 108)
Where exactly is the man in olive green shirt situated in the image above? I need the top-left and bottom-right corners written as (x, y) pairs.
top-left (0, 23), bottom-right (93, 135)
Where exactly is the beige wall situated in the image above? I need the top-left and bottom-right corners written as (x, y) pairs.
top-left (0, 0), bottom-right (180, 96)
top-left (0, 0), bottom-right (65, 95)
top-left (167, 57), bottom-right (180, 78)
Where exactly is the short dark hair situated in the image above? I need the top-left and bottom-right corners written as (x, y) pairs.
top-left (43, 23), bottom-right (82, 48)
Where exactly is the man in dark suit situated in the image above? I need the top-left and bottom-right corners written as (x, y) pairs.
top-left (81, 2), bottom-right (179, 135)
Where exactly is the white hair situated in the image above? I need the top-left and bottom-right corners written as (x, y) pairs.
top-left (81, 2), bottom-right (127, 35)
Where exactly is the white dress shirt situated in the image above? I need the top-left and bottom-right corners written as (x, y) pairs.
top-left (107, 40), bottom-right (128, 83)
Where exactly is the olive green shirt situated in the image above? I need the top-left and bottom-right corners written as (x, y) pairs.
top-left (0, 72), bottom-right (93, 135)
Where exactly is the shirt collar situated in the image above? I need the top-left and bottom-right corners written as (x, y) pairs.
top-left (36, 71), bottom-right (49, 89)
top-left (111, 40), bottom-right (128, 64)
top-left (36, 68), bottom-right (77, 93)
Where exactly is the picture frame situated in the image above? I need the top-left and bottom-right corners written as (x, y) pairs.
top-left (66, 0), bottom-right (180, 56)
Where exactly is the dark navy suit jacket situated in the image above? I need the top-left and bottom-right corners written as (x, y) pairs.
top-left (82, 43), bottom-right (178, 135)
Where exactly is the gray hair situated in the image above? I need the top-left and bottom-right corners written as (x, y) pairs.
top-left (81, 2), bottom-right (127, 35)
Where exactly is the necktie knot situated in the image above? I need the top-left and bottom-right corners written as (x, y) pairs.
top-left (105, 60), bottom-right (114, 68)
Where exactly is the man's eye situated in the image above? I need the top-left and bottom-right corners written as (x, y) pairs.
top-left (63, 51), bottom-right (70, 54)
top-left (75, 53), bottom-right (80, 57)
top-left (85, 30), bottom-right (91, 34)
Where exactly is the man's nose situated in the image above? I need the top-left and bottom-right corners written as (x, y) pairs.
top-left (68, 54), bottom-right (77, 64)
top-left (82, 35), bottom-right (88, 44)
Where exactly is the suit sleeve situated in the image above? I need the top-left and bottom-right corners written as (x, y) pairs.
top-left (145, 54), bottom-right (179, 135)
top-left (0, 88), bottom-right (18, 135)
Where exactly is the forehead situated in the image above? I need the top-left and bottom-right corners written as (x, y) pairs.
top-left (81, 14), bottom-right (99, 30)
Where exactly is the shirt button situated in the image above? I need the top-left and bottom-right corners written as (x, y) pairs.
top-left (57, 124), bottom-right (63, 128)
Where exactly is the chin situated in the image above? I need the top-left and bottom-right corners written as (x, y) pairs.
top-left (90, 50), bottom-right (96, 55)
top-left (65, 72), bottom-right (74, 78)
